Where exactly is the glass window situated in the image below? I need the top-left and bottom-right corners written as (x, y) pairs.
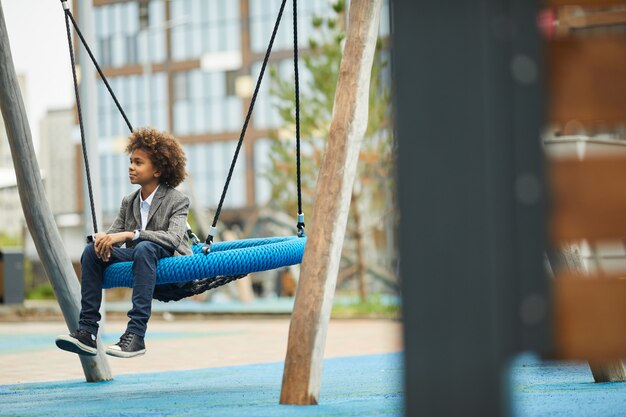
top-left (135, 75), bottom-right (145, 126)
top-left (225, 1), bottom-right (238, 21)
top-left (194, 142), bottom-right (209, 193)
top-left (211, 98), bottom-right (224, 132)
top-left (155, 31), bottom-right (167, 63)
top-left (174, 102), bottom-right (190, 135)
top-left (97, 84), bottom-right (109, 138)
top-left (209, 143), bottom-right (224, 203)
top-left (112, 34), bottom-right (125, 67)
top-left (111, 4), bottom-right (123, 36)
top-left (171, 0), bottom-right (241, 57)
top-left (170, 0), bottom-right (186, 22)
top-left (154, 73), bottom-right (167, 104)
top-left (194, 99), bottom-right (205, 133)
top-left (189, 25), bottom-right (201, 58)
top-left (190, 0), bottom-right (202, 24)
top-left (126, 34), bottom-right (138, 65)
top-left (125, 2), bottom-right (139, 35)
top-left (225, 24), bottom-right (240, 52)
top-left (208, 26), bottom-right (220, 54)
top-left (207, 0), bottom-right (220, 23)
top-left (118, 77), bottom-right (129, 110)
top-left (149, 0), bottom-right (166, 28)
top-left (173, 72), bottom-right (188, 102)
top-left (185, 141), bottom-right (245, 209)
top-left (250, 20), bottom-right (263, 52)
top-left (251, 61), bottom-right (274, 129)
top-left (96, 6), bottom-right (108, 38)
top-left (249, 0), bottom-right (294, 53)
top-left (100, 154), bottom-right (113, 215)
top-left (153, 73), bottom-right (167, 130)
top-left (190, 71), bottom-right (203, 100)
top-left (254, 139), bottom-right (272, 205)
top-left (171, 27), bottom-right (186, 61)
top-left (226, 97), bottom-right (241, 132)
top-left (173, 69), bottom-right (242, 136)
top-left (210, 72), bottom-right (223, 97)
top-left (222, 141), bottom-right (246, 208)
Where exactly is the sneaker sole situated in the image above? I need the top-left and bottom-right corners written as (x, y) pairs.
top-left (55, 335), bottom-right (97, 356)
top-left (105, 348), bottom-right (146, 358)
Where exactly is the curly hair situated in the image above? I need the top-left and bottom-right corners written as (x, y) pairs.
top-left (126, 127), bottom-right (187, 188)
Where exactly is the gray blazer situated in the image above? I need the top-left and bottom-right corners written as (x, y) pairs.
top-left (107, 185), bottom-right (192, 256)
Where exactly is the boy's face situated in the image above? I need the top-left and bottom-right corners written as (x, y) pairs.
top-left (129, 148), bottom-right (160, 186)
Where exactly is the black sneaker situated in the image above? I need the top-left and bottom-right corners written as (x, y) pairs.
top-left (55, 330), bottom-right (97, 356)
top-left (106, 331), bottom-right (146, 358)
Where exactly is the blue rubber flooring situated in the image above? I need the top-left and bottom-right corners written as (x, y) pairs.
top-left (510, 354), bottom-right (626, 417)
top-left (0, 353), bottom-right (404, 417)
top-left (2, 352), bottom-right (626, 416)
top-left (0, 330), bottom-right (236, 355)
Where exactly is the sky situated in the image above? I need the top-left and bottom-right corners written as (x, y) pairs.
top-left (2, 1), bottom-right (74, 148)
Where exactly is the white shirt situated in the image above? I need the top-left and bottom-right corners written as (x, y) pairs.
top-left (133, 185), bottom-right (159, 240)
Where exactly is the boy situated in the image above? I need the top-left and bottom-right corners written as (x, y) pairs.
top-left (56, 127), bottom-right (191, 358)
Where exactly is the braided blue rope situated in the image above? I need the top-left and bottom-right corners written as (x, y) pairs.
top-left (102, 236), bottom-right (306, 289)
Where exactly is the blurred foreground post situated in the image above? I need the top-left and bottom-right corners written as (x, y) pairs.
top-left (395, 0), bottom-right (549, 416)
top-left (0, 2), bottom-right (112, 382)
top-left (280, 0), bottom-right (382, 405)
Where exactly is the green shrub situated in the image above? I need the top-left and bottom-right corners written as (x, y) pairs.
top-left (26, 283), bottom-right (56, 300)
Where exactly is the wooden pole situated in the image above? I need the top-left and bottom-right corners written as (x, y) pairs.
top-left (280, 0), bottom-right (382, 404)
top-left (547, 246), bottom-right (626, 382)
top-left (0, 2), bottom-right (112, 382)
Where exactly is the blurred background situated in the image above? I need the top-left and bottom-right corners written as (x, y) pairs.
top-left (0, 0), bottom-right (398, 315)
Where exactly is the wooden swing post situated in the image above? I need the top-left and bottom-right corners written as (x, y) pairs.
top-left (280, 0), bottom-right (383, 405)
top-left (0, 3), bottom-right (112, 382)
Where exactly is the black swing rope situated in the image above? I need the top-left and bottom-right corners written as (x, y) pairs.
top-left (65, 8), bottom-right (134, 134)
top-left (61, 0), bottom-right (134, 238)
top-left (61, 0), bottom-right (304, 252)
top-left (293, 0), bottom-right (304, 237)
top-left (61, 0), bottom-right (99, 235)
top-left (203, 0), bottom-right (304, 252)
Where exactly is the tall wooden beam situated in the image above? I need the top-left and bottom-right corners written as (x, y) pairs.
top-left (279, 0), bottom-right (382, 405)
top-left (0, 1), bottom-right (112, 382)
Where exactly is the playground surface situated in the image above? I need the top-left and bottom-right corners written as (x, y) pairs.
top-left (0, 318), bottom-right (401, 385)
top-left (1, 317), bottom-right (625, 416)
top-left (0, 317), bottom-right (403, 417)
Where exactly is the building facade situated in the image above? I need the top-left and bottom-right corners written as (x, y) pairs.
top-left (86, 0), bottom-right (390, 229)
top-left (39, 108), bottom-right (78, 216)
top-left (0, 75), bottom-right (27, 238)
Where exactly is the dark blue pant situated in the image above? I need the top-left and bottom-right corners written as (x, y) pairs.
top-left (78, 241), bottom-right (172, 337)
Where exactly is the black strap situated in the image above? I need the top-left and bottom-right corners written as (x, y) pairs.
top-left (61, 0), bottom-right (134, 236)
top-left (66, 12), bottom-right (133, 133)
top-left (62, 2), bottom-right (98, 234)
top-left (204, 0), bottom-right (289, 249)
top-left (292, 0), bottom-right (304, 236)
top-left (62, 0), bottom-right (304, 244)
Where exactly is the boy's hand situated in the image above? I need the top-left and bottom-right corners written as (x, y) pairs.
top-left (94, 232), bottom-right (133, 262)
top-left (92, 233), bottom-right (106, 259)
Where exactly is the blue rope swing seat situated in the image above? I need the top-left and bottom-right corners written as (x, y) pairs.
top-left (103, 236), bottom-right (306, 289)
